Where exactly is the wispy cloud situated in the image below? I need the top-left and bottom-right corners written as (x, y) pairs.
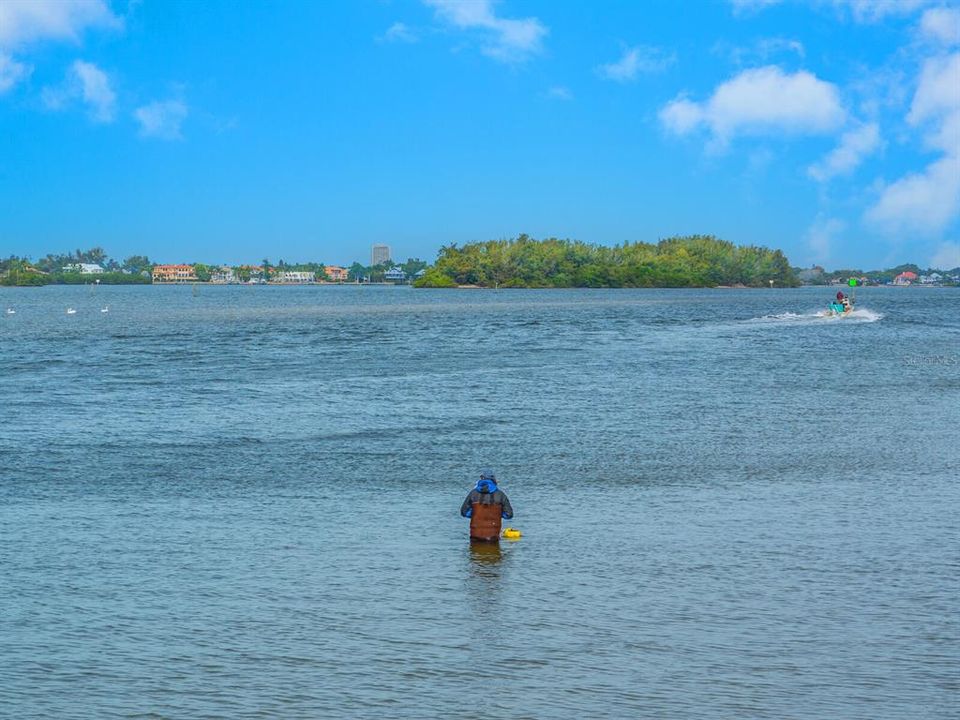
top-left (866, 52), bottom-right (960, 234)
top-left (134, 99), bottom-right (188, 140)
top-left (423, 0), bottom-right (547, 63)
top-left (660, 66), bottom-right (845, 147)
top-left (930, 241), bottom-right (960, 269)
top-left (0, 52), bottom-right (31, 93)
top-left (729, 0), bottom-right (782, 16)
top-left (805, 214), bottom-right (845, 264)
top-left (715, 37), bottom-right (805, 66)
top-left (808, 122), bottom-right (881, 181)
top-left (730, 0), bottom-right (935, 23)
top-left (834, 0), bottom-right (933, 24)
top-left (0, 0), bottom-right (120, 100)
top-left (545, 85), bottom-right (572, 101)
top-left (0, 0), bottom-right (121, 48)
top-left (42, 59), bottom-right (116, 122)
top-left (919, 6), bottom-right (960, 46)
top-left (597, 46), bottom-right (674, 82)
top-left (381, 22), bottom-right (418, 44)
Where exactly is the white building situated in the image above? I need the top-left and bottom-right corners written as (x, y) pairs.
top-left (63, 263), bottom-right (104, 274)
top-left (275, 271), bottom-right (315, 283)
top-left (384, 266), bottom-right (406, 282)
top-left (211, 267), bottom-right (238, 283)
top-left (371, 244), bottom-right (391, 266)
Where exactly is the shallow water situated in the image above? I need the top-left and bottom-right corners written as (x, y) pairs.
top-left (1, 286), bottom-right (958, 718)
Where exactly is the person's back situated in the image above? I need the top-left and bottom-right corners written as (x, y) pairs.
top-left (460, 470), bottom-right (513, 542)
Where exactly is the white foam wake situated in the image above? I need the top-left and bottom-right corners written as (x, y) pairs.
top-left (748, 307), bottom-right (884, 325)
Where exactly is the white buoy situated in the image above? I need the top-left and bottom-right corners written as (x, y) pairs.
top-left (66, 307), bottom-right (77, 315)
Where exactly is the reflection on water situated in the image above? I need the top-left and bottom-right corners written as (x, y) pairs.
top-left (468, 540), bottom-right (503, 571)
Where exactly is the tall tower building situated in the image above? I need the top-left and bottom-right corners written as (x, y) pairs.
top-left (371, 244), bottom-right (391, 266)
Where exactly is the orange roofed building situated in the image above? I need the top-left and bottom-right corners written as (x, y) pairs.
top-left (152, 264), bottom-right (198, 283)
top-left (324, 265), bottom-right (349, 282)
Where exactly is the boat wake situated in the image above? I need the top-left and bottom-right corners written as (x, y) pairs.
top-left (748, 308), bottom-right (884, 325)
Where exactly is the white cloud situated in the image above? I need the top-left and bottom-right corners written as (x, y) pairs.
top-left (0, 51), bottom-right (30, 93)
top-left (834, 0), bottom-right (932, 23)
top-left (930, 241), bottom-right (960, 269)
top-left (545, 85), bottom-right (572, 101)
top-left (42, 59), bottom-right (115, 122)
top-left (660, 66), bottom-right (846, 145)
top-left (866, 154), bottom-right (960, 233)
top-left (919, 6), bottom-right (960, 46)
top-left (423, 0), bottom-right (547, 62)
top-left (0, 0), bottom-right (120, 49)
top-left (134, 99), bottom-right (188, 140)
top-left (866, 51), bottom-right (960, 235)
top-left (908, 52), bottom-right (960, 134)
top-left (805, 215), bottom-right (846, 263)
top-left (382, 22), bottom-right (417, 43)
top-left (808, 122), bottom-right (882, 181)
top-left (731, 0), bottom-right (934, 23)
top-left (72, 59), bottom-right (114, 121)
top-left (598, 46), bottom-right (674, 82)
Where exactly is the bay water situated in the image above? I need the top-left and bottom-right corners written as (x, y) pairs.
top-left (1, 286), bottom-right (957, 718)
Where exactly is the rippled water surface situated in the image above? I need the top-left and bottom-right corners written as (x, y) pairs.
top-left (2, 286), bottom-right (958, 718)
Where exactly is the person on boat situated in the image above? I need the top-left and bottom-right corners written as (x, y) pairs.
top-left (460, 470), bottom-right (513, 542)
top-left (830, 291), bottom-right (850, 314)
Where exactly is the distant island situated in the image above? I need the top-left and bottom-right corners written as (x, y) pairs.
top-left (414, 235), bottom-right (799, 288)
top-left (2, 236), bottom-right (957, 288)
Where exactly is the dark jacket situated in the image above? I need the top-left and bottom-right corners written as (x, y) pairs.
top-left (460, 479), bottom-right (513, 519)
top-left (460, 479), bottom-right (514, 542)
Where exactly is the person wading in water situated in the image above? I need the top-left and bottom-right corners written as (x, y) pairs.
top-left (460, 470), bottom-right (514, 542)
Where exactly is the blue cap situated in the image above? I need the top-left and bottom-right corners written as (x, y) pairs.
top-left (480, 468), bottom-right (496, 480)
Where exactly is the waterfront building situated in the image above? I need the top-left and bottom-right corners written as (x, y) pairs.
top-left (324, 265), bottom-right (349, 282)
top-left (893, 271), bottom-right (918, 286)
top-left (62, 263), bottom-right (105, 274)
top-left (210, 267), bottom-right (238, 284)
top-left (275, 270), bottom-right (315, 283)
top-left (152, 264), bottom-right (198, 283)
top-left (371, 244), bottom-right (391, 266)
top-left (384, 266), bottom-right (406, 282)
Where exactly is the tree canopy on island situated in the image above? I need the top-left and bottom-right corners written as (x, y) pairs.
top-left (413, 234), bottom-right (800, 288)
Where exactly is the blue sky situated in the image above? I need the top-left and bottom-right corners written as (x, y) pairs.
top-left (1, 0), bottom-right (958, 269)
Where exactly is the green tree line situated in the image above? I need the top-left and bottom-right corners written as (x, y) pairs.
top-left (414, 234), bottom-right (799, 288)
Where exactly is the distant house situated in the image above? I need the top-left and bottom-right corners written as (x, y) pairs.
top-left (919, 272), bottom-right (942, 284)
top-left (63, 263), bottom-right (104, 275)
top-left (384, 266), bottom-right (406, 282)
top-left (274, 270), bottom-right (315, 283)
top-left (211, 267), bottom-right (237, 284)
top-left (324, 265), bottom-right (349, 282)
top-left (893, 271), bottom-right (918, 286)
top-left (152, 264), bottom-right (198, 283)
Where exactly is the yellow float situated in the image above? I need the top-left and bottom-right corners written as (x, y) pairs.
top-left (501, 527), bottom-right (522, 540)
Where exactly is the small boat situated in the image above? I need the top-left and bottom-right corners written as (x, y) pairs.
top-left (101, 306), bottom-right (109, 313)
top-left (5, 308), bottom-right (14, 315)
top-left (827, 302), bottom-right (853, 317)
top-left (66, 307), bottom-right (77, 315)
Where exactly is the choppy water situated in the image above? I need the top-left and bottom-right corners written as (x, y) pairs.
top-left (1, 285), bottom-right (958, 719)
